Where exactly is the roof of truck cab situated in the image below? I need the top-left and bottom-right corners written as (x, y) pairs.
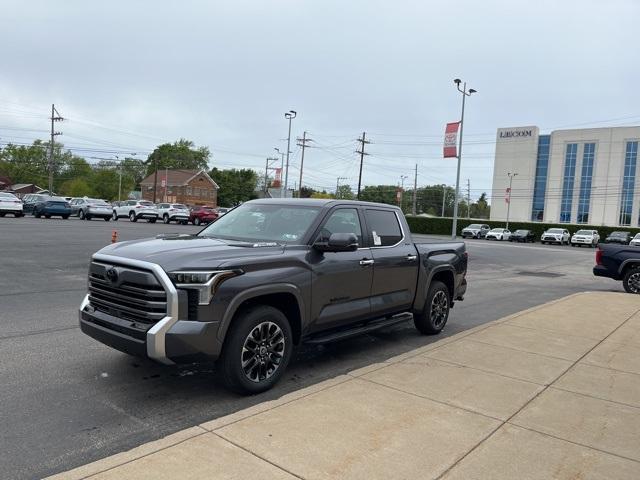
top-left (245, 198), bottom-right (401, 209)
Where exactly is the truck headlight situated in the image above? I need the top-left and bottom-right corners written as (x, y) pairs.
top-left (167, 270), bottom-right (242, 305)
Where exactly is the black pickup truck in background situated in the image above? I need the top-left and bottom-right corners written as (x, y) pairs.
top-left (594, 243), bottom-right (640, 293)
top-left (80, 199), bottom-right (468, 394)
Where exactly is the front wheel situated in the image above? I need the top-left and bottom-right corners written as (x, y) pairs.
top-left (414, 280), bottom-right (450, 335)
top-left (112, 211), bottom-right (118, 221)
top-left (163, 214), bottom-right (170, 224)
top-left (194, 217), bottom-right (201, 226)
top-left (129, 212), bottom-right (137, 222)
top-left (78, 210), bottom-right (85, 220)
top-left (219, 305), bottom-right (293, 395)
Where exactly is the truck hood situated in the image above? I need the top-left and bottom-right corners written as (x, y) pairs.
top-left (95, 234), bottom-right (286, 271)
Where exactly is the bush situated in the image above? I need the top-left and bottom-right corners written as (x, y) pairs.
top-left (405, 215), bottom-right (640, 240)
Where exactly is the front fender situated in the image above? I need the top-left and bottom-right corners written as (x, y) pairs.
top-left (216, 283), bottom-right (305, 342)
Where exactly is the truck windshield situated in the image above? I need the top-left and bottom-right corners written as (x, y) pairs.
top-left (198, 203), bottom-right (321, 243)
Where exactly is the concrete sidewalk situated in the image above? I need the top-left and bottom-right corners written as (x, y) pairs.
top-left (49, 292), bottom-right (640, 480)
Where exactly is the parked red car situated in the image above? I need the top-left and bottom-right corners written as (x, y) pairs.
top-left (189, 205), bottom-right (218, 226)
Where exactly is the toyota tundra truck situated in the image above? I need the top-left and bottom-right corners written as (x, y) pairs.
top-left (80, 199), bottom-right (468, 394)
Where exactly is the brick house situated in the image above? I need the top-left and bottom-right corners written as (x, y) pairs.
top-left (140, 169), bottom-right (219, 206)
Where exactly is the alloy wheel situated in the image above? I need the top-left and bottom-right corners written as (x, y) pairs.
top-left (241, 321), bottom-right (285, 383)
top-left (430, 291), bottom-right (448, 328)
top-left (628, 273), bottom-right (640, 293)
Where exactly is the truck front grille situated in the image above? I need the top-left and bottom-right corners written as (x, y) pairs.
top-left (88, 261), bottom-right (167, 324)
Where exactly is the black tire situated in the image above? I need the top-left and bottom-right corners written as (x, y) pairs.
top-left (104, 217), bottom-right (111, 222)
top-left (129, 211), bottom-right (137, 222)
top-left (62, 215), bottom-right (69, 219)
top-left (194, 217), bottom-right (201, 226)
top-left (414, 280), bottom-right (450, 335)
top-left (180, 220), bottom-right (187, 225)
top-left (112, 211), bottom-right (118, 221)
top-left (86, 215), bottom-right (92, 220)
top-left (0, 213), bottom-right (5, 217)
top-left (44, 214), bottom-right (51, 219)
top-left (219, 305), bottom-right (293, 395)
top-left (78, 210), bottom-right (85, 220)
top-left (623, 266), bottom-right (640, 294)
top-left (15, 213), bottom-right (24, 218)
top-left (163, 214), bottom-right (170, 224)
top-left (148, 217), bottom-right (157, 223)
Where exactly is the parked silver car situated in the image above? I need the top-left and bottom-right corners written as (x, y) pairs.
top-left (69, 198), bottom-right (113, 221)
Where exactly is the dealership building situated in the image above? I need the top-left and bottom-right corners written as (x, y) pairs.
top-left (490, 125), bottom-right (640, 227)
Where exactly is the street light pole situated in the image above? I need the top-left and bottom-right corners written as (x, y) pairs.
top-left (506, 172), bottom-right (518, 230)
top-left (115, 155), bottom-right (121, 202)
top-left (399, 175), bottom-right (408, 209)
top-left (451, 78), bottom-right (477, 239)
top-left (283, 110), bottom-right (297, 198)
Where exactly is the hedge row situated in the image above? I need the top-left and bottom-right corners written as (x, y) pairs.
top-left (405, 215), bottom-right (640, 240)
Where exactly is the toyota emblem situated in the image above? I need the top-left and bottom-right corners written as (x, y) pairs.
top-left (106, 267), bottom-right (119, 284)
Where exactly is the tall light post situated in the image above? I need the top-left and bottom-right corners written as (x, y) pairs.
top-left (506, 172), bottom-right (518, 231)
top-left (451, 78), bottom-right (477, 239)
top-left (115, 155), bottom-right (121, 202)
top-left (283, 110), bottom-right (297, 198)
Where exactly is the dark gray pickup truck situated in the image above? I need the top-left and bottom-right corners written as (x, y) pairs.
top-left (80, 199), bottom-right (467, 394)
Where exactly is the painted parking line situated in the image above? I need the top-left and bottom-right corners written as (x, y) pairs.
top-left (462, 241), bottom-right (596, 254)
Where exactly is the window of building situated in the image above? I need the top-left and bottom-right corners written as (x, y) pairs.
top-left (365, 209), bottom-right (403, 246)
top-left (531, 135), bottom-right (550, 221)
top-left (576, 143), bottom-right (596, 224)
top-left (186, 187), bottom-right (192, 195)
top-left (620, 141), bottom-right (638, 226)
top-left (559, 143), bottom-right (578, 223)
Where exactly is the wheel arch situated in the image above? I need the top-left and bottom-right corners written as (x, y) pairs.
top-left (217, 284), bottom-right (305, 345)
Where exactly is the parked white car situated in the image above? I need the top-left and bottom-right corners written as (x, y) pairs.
top-left (156, 203), bottom-right (190, 224)
top-left (630, 233), bottom-right (640, 247)
top-left (541, 228), bottom-right (570, 245)
top-left (112, 200), bottom-right (159, 222)
top-left (0, 192), bottom-right (24, 217)
top-left (461, 223), bottom-right (490, 239)
top-left (570, 229), bottom-right (600, 247)
top-left (485, 228), bottom-right (511, 241)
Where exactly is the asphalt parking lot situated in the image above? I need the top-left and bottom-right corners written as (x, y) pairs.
top-left (0, 216), bottom-right (619, 480)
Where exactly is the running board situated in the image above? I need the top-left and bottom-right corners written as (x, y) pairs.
top-left (304, 313), bottom-right (413, 345)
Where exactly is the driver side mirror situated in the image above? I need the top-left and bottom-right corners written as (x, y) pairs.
top-left (314, 233), bottom-right (359, 252)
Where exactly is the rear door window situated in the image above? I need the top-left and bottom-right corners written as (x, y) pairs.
top-left (365, 209), bottom-right (403, 247)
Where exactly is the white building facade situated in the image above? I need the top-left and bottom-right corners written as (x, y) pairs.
top-left (490, 125), bottom-right (640, 227)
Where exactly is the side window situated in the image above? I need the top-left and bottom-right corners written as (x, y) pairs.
top-left (365, 209), bottom-right (403, 247)
top-left (317, 208), bottom-right (363, 246)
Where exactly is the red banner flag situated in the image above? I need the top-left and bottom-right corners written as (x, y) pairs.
top-left (443, 122), bottom-right (460, 158)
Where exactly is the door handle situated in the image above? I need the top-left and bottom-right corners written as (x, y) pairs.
top-left (359, 259), bottom-right (375, 266)
top-left (406, 254), bottom-right (418, 261)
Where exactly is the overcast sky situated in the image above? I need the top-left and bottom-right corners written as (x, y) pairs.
top-left (1, 0), bottom-right (638, 202)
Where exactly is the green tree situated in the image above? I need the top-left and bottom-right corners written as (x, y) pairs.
top-left (210, 167), bottom-right (258, 206)
top-left (470, 192), bottom-right (490, 219)
top-left (146, 139), bottom-right (210, 176)
top-left (299, 186), bottom-right (316, 198)
top-left (359, 185), bottom-right (397, 205)
top-left (336, 184), bottom-right (354, 200)
top-left (310, 191), bottom-right (334, 199)
top-left (90, 167), bottom-right (120, 200)
top-left (60, 178), bottom-right (94, 197)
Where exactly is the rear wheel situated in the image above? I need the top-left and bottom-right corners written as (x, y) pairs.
top-left (414, 280), bottom-right (450, 335)
top-left (219, 305), bottom-right (292, 395)
top-left (112, 211), bottom-right (118, 221)
top-left (163, 214), bottom-right (170, 224)
top-left (78, 210), bottom-right (85, 220)
top-left (623, 267), bottom-right (640, 294)
top-left (194, 217), bottom-right (201, 226)
top-left (129, 211), bottom-right (137, 222)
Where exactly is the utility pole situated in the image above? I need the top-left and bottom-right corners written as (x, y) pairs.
top-left (506, 172), bottom-right (518, 230)
top-left (336, 177), bottom-right (347, 199)
top-left (264, 157), bottom-right (279, 194)
top-left (399, 175), bottom-right (408, 209)
top-left (164, 167), bottom-right (169, 202)
top-left (48, 104), bottom-right (63, 193)
top-left (467, 179), bottom-right (471, 218)
top-left (116, 155), bottom-right (122, 202)
top-left (283, 110), bottom-right (297, 197)
top-left (442, 186), bottom-right (447, 217)
top-left (450, 78), bottom-right (477, 239)
top-left (356, 132), bottom-right (370, 199)
top-left (412, 164), bottom-right (418, 215)
top-left (297, 131), bottom-right (312, 197)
